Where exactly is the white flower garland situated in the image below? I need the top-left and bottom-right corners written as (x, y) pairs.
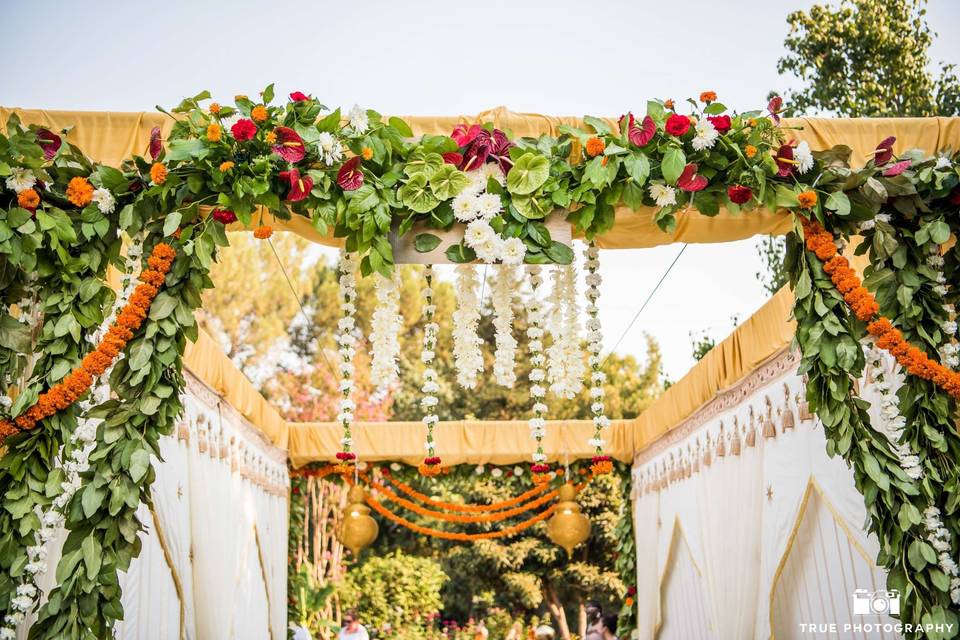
top-left (925, 248), bottom-right (958, 369)
top-left (2, 235), bottom-right (140, 637)
top-left (584, 243), bottom-right (611, 454)
top-left (452, 265), bottom-right (483, 389)
top-left (546, 264), bottom-right (585, 399)
top-left (864, 339), bottom-right (960, 605)
top-left (491, 264), bottom-right (518, 387)
top-left (369, 271), bottom-right (402, 394)
top-left (420, 266), bottom-right (440, 462)
top-left (526, 266), bottom-right (549, 468)
top-left (336, 253), bottom-right (360, 463)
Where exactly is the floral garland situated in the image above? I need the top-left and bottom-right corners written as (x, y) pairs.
top-left (0, 242), bottom-right (175, 443)
top-left (584, 243), bottom-right (613, 475)
top-left (546, 264), bottom-right (585, 399)
top-left (452, 265), bottom-right (483, 388)
top-left (924, 247), bottom-right (959, 370)
top-left (526, 266), bottom-right (550, 481)
top-left (923, 506), bottom-right (960, 605)
top-left (335, 252), bottom-right (360, 469)
top-left (369, 271), bottom-right (402, 394)
top-left (419, 266), bottom-right (442, 476)
top-left (379, 468), bottom-right (552, 513)
top-left (491, 264), bottom-right (518, 387)
top-left (802, 218), bottom-right (960, 400)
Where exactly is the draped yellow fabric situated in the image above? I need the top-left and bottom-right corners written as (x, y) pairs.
top-left (182, 328), bottom-right (288, 450)
top-left (288, 419), bottom-right (638, 468)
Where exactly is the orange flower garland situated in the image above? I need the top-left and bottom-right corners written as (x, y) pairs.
top-left (0, 243), bottom-right (176, 445)
top-left (801, 217), bottom-right (960, 400)
top-left (380, 469), bottom-right (553, 513)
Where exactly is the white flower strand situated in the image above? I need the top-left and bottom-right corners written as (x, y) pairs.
top-left (491, 264), bottom-right (518, 387)
top-left (369, 271), bottom-right (402, 394)
top-left (527, 266), bottom-right (549, 465)
top-left (546, 264), bottom-right (585, 399)
top-left (584, 243), bottom-right (611, 453)
top-left (864, 340), bottom-right (960, 605)
top-left (2, 236), bottom-right (143, 637)
top-left (420, 266), bottom-right (440, 459)
top-left (925, 247), bottom-right (958, 369)
top-left (336, 253), bottom-right (360, 457)
top-left (452, 265), bottom-right (484, 388)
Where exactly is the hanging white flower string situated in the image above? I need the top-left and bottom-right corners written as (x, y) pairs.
top-left (584, 242), bottom-right (613, 474)
top-left (491, 264), bottom-right (518, 387)
top-left (2, 232), bottom-right (138, 637)
top-left (925, 246), bottom-right (959, 369)
top-left (335, 252), bottom-right (360, 470)
top-left (419, 266), bottom-right (442, 476)
top-left (526, 265), bottom-right (551, 482)
top-left (452, 264), bottom-right (484, 388)
top-left (864, 341), bottom-right (960, 604)
top-left (369, 270), bottom-right (402, 395)
top-left (547, 264), bottom-right (585, 399)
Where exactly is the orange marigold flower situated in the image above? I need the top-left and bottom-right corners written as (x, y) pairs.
top-left (150, 162), bottom-right (168, 185)
top-left (797, 191), bottom-right (818, 209)
top-left (265, 130), bottom-right (277, 144)
top-left (253, 226), bottom-right (274, 240)
top-left (748, 118), bottom-right (758, 127)
top-left (206, 123), bottom-right (222, 142)
top-left (66, 176), bottom-right (94, 207)
top-left (17, 188), bottom-right (40, 211)
top-left (585, 136), bottom-right (606, 157)
top-left (744, 145), bottom-right (758, 158)
top-left (664, 99), bottom-right (675, 110)
top-left (219, 161), bottom-right (235, 172)
top-left (361, 147), bottom-right (374, 160)
top-left (209, 102), bottom-right (222, 115)
top-left (251, 105), bottom-right (268, 122)
top-left (700, 90), bottom-right (717, 103)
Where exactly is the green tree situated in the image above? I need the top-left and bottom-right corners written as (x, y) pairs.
top-left (777, 0), bottom-right (960, 116)
top-left (755, 236), bottom-right (788, 296)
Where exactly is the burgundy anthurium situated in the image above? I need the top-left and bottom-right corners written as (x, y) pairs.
top-left (451, 124), bottom-right (481, 147)
top-left (488, 129), bottom-right (515, 172)
top-left (874, 136), bottom-right (896, 165)
top-left (148, 127), bottom-right (162, 161)
top-left (37, 128), bottom-right (62, 160)
top-left (271, 127), bottom-right (306, 162)
top-left (336, 156), bottom-right (364, 191)
top-left (767, 95), bottom-right (783, 123)
top-left (620, 113), bottom-right (656, 147)
top-left (883, 159), bottom-right (911, 176)
top-left (677, 163), bottom-right (708, 192)
top-left (442, 152), bottom-right (463, 166)
top-left (461, 131), bottom-right (492, 171)
top-left (279, 168), bottom-right (313, 202)
top-left (774, 144), bottom-right (796, 177)
top-left (727, 184), bottom-right (753, 204)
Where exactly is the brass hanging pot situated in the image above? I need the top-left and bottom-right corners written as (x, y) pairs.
top-left (547, 483), bottom-right (591, 557)
top-left (339, 485), bottom-right (379, 556)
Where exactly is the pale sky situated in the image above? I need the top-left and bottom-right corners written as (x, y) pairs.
top-left (4, 0), bottom-right (959, 381)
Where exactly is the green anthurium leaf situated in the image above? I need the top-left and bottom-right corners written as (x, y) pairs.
top-left (428, 165), bottom-right (470, 200)
top-left (512, 194), bottom-right (552, 220)
top-left (507, 153), bottom-right (550, 195)
top-left (404, 151), bottom-right (444, 178)
top-left (399, 174), bottom-right (440, 213)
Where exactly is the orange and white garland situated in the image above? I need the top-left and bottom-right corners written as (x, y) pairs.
top-left (585, 242), bottom-right (613, 475)
top-left (335, 251), bottom-right (360, 469)
top-left (526, 265), bottom-right (551, 481)
top-left (419, 266), bottom-right (442, 476)
top-left (0, 243), bottom-right (176, 444)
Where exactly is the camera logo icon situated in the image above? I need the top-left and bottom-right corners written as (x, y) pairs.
top-left (852, 589), bottom-right (900, 615)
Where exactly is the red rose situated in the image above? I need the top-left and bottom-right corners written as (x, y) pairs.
top-left (665, 114), bottom-right (691, 137)
top-left (231, 118), bottom-right (257, 141)
top-left (337, 156), bottom-right (364, 191)
top-left (279, 168), bottom-right (313, 202)
top-left (212, 208), bottom-right (237, 224)
top-left (727, 184), bottom-right (753, 204)
top-left (707, 115), bottom-right (732, 135)
top-left (289, 91), bottom-right (310, 102)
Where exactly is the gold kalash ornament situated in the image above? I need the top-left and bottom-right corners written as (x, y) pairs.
top-left (339, 485), bottom-right (379, 555)
top-left (546, 483), bottom-right (591, 556)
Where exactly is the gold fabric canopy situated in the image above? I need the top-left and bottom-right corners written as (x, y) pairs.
top-left (5, 106), bottom-right (958, 463)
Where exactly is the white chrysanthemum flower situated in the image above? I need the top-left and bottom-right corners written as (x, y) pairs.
top-left (649, 183), bottom-right (677, 207)
top-left (453, 191), bottom-right (480, 222)
top-left (475, 465), bottom-right (485, 475)
top-left (491, 467), bottom-right (503, 478)
top-left (348, 104), bottom-right (369, 134)
top-left (795, 141), bottom-right (814, 174)
top-left (91, 187), bottom-right (116, 214)
top-left (316, 131), bottom-right (344, 165)
top-left (514, 466), bottom-right (525, 476)
top-left (5, 167), bottom-right (36, 193)
top-left (464, 219), bottom-right (494, 247)
top-left (476, 192), bottom-right (502, 219)
top-left (501, 237), bottom-right (526, 265)
top-left (474, 237), bottom-right (504, 263)
top-left (481, 162), bottom-right (506, 186)
top-left (691, 118), bottom-right (718, 151)
top-left (935, 155), bottom-right (951, 170)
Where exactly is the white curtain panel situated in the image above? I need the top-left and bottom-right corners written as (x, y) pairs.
top-left (632, 354), bottom-right (897, 640)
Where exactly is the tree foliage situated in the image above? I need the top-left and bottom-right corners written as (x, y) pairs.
top-left (777, 0), bottom-right (960, 116)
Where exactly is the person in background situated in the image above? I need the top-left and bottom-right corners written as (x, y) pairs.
top-left (601, 613), bottom-right (619, 640)
top-left (339, 610), bottom-right (369, 640)
top-left (584, 601), bottom-right (604, 640)
top-left (534, 624), bottom-right (555, 640)
top-left (474, 619), bottom-right (489, 640)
